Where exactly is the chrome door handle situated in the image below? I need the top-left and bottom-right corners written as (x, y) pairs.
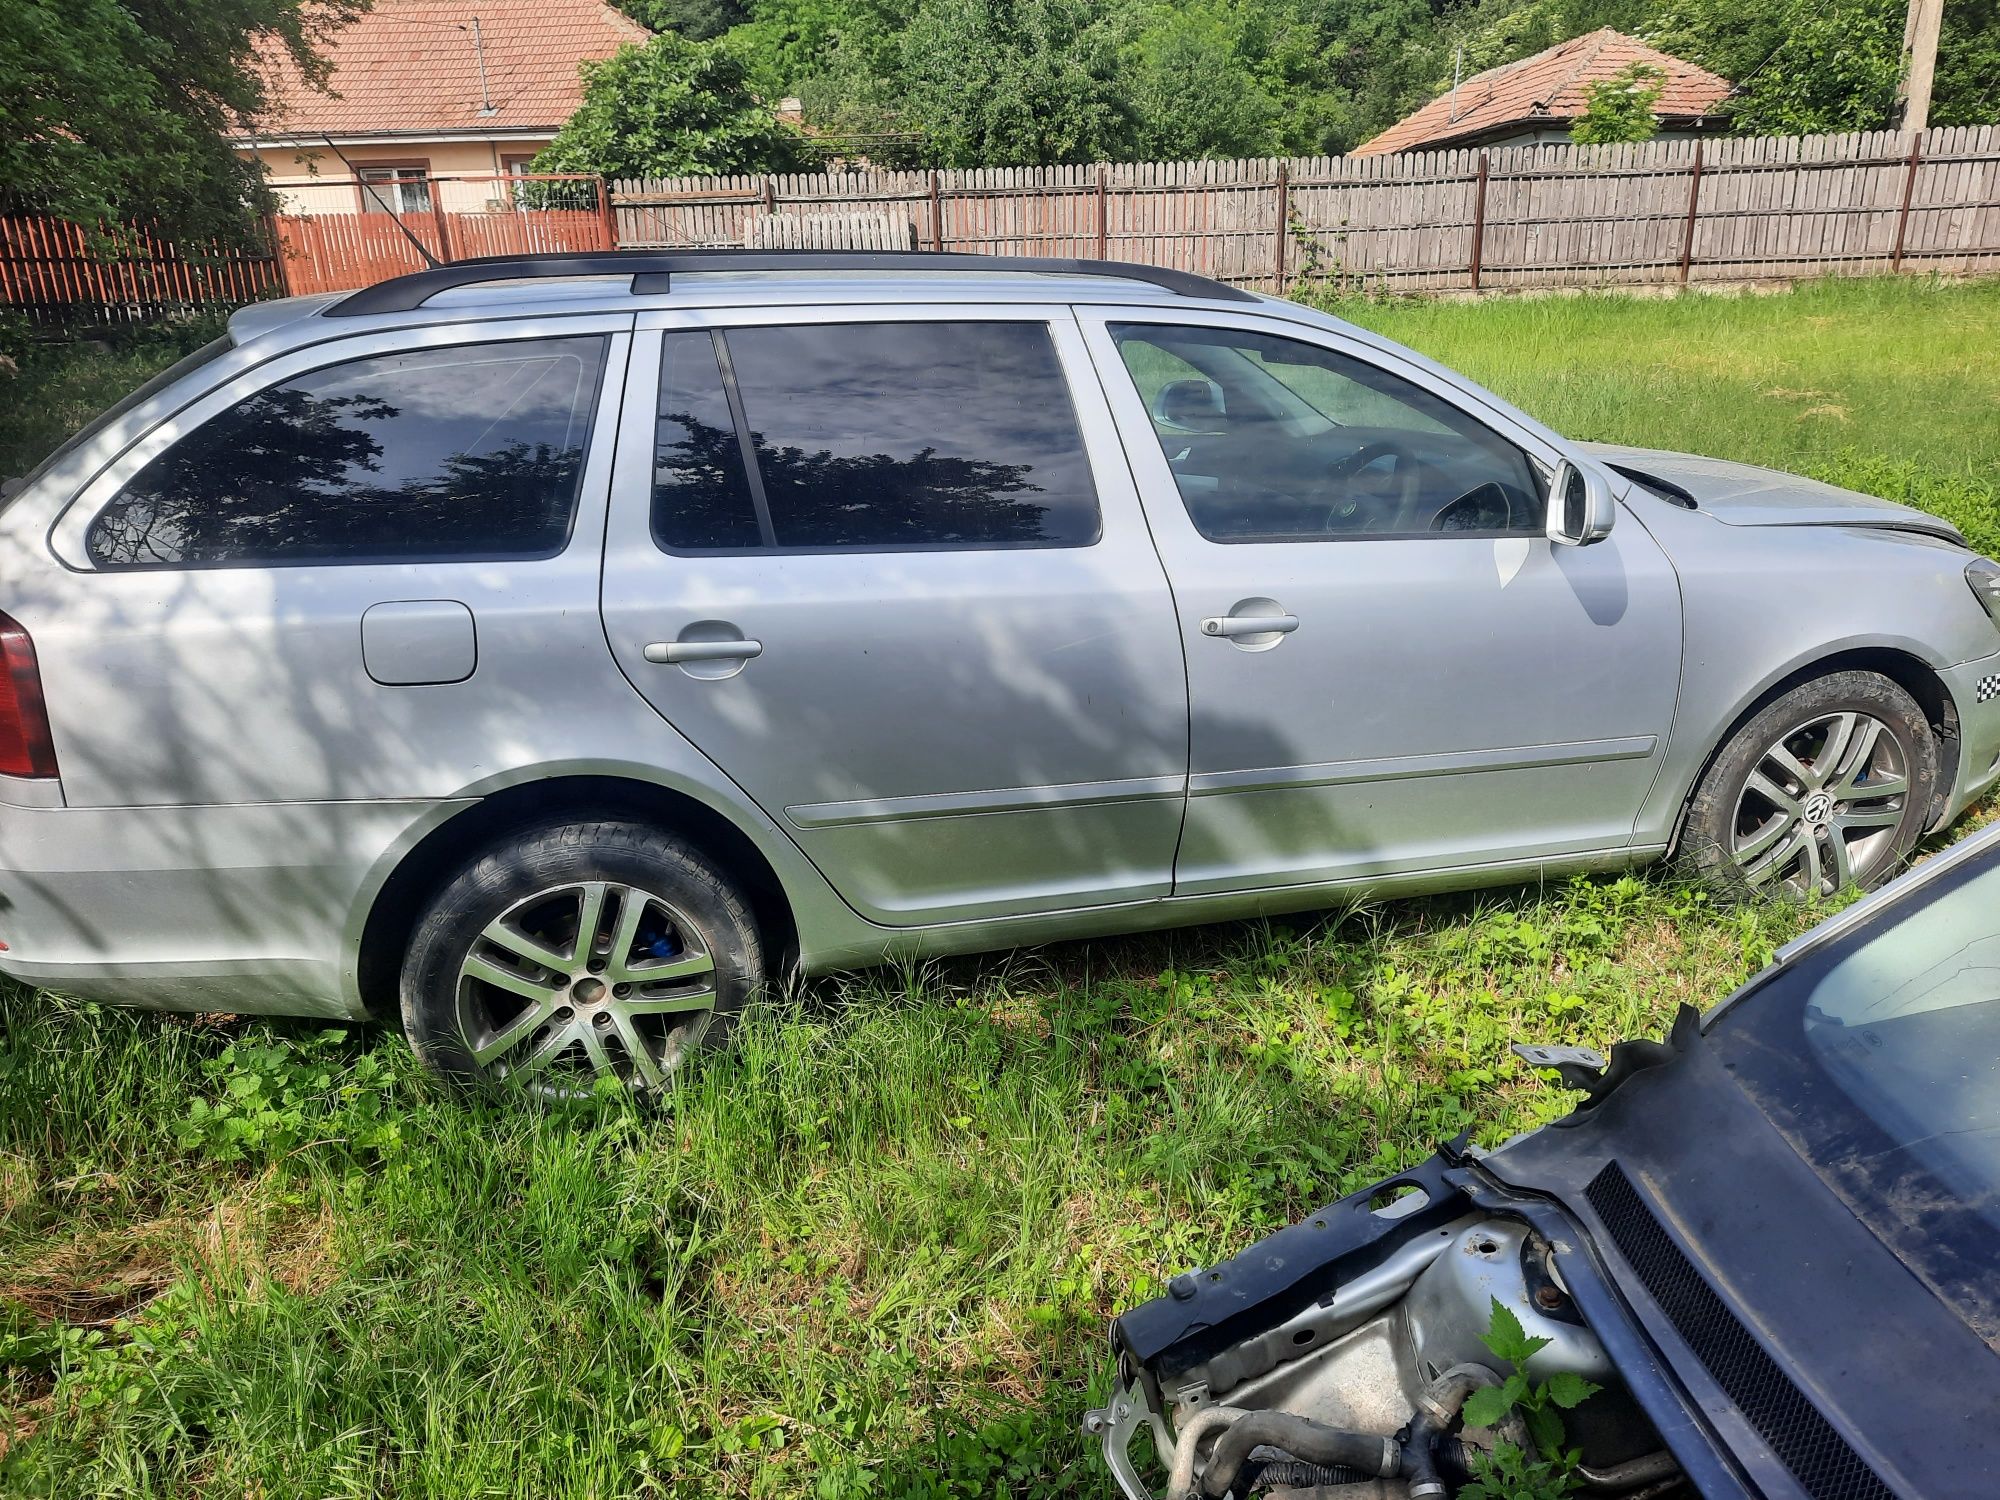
top-left (643, 639), bottom-right (764, 664)
top-left (1200, 614), bottom-right (1299, 638)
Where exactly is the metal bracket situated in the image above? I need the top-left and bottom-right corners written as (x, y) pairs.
top-left (1511, 1042), bottom-right (1610, 1095)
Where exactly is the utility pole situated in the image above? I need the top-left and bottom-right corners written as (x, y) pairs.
top-left (1894, 0), bottom-right (1945, 134)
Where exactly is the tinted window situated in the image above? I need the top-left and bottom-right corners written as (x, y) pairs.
top-left (650, 321), bottom-right (1098, 552)
top-left (653, 331), bottom-right (765, 551)
top-left (88, 336), bottom-right (607, 568)
top-left (1110, 323), bottom-right (1542, 542)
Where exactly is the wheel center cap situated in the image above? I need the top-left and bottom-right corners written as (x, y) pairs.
top-left (1802, 791), bottom-right (1835, 827)
top-left (572, 976), bottom-right (608, 1005)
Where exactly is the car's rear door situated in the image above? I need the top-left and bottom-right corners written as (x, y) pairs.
top-left (599, 305), bottom-right (1188, 926)
top-left (1079, 307), bottom-right (1683, 896)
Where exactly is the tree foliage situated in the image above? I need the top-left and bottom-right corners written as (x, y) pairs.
top-left (619, 0), bottom-right (750, 41)
top-left (894, 0), bottom-right (1131, 166)
top-left (0, 0), bottom-right (359, 244)
top-left (670, 0), bottom-right (2000, 166)
top-left (1124, 6), bottom-right (1281, 161)
top-left (532, 33), bottom-right (813, 179)
top-left (1571, 60), bottom-right (1665, 143)
top-left (1652, 0), bottom-right (2000, 135)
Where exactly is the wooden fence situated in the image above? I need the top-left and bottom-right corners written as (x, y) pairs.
top-left (0, 217), bottom-right (286, 325)
top-left (0, 175), bottom-right (615, 323)
top-left (8, 128), bottom-right (1999, 322)
top-left (613, 123), bottom-right (2000, 293)
top-left (271, 206), bottom-right (613, 295)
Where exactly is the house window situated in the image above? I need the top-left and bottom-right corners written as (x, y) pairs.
top-left (356, 163), bottom-right (433, 216)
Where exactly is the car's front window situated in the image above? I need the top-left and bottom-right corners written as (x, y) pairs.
top-left (1711, 844), bottom-right (2000, 1347)
top-left (1107, 322), bottom-right (1543, 542)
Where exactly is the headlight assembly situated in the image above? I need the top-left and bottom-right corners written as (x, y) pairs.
top-left (1968, 557), bottom-right (2000, 627)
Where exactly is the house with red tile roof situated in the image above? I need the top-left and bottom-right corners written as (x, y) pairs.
top-left (233, 0), bottom-right (650, 215)
top-left (1354, 28), bottom-right (1732, 157)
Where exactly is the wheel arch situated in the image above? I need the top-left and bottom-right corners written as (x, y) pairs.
top-left (353, 773), bottom-right (802, 1024)
top-left (1666, 644), bottom-right (1959, 858)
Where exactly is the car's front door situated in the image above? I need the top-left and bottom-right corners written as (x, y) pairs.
top-left (600, 307), bottom-right (1188, 926)
top-left (1080, 309), bottom-right (1683, 896)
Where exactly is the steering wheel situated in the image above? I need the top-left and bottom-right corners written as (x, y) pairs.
top-left (1316, 440), bottom-right (1422, 533)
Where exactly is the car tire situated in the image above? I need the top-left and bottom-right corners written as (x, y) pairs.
top-left (399, 819), bottom-right (763, 1094)
top-left (1681, 670), bottom-right (1938, 902)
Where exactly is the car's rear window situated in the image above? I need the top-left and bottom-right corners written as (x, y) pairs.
top-left (650, 320), bottom-right (1101, 553)
top-left (86, 335), bottom-right (609, 569)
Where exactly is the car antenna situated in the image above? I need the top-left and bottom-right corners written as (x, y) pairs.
top-left (261, 132), bottom-right (444, 271)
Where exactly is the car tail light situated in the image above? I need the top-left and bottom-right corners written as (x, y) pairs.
top-left (0, 612), bottom-right (59, 779)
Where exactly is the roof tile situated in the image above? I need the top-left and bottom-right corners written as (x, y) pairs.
top-left (1354, 29), bottom-right (1732, 157)
top-left (243, 0), bottom-right (651, 138)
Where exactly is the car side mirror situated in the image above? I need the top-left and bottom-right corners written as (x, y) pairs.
top-left (1546, 459), bottom-right (1616, 546)
top-left (1151, 377), bottom-right (1226, 430)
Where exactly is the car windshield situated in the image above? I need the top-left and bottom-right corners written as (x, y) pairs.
top-left (1711, 837), bottom-right (2000, 1348)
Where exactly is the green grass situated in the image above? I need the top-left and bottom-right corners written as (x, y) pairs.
top-left (2, 277), bottom-right (1997, 1498)
top-left (1315, 275), bottom-right (2000, 554)
top-left (0, 317), bottom-right (227, 487)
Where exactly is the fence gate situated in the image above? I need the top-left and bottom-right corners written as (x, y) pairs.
top-left (271, 173), bottom-right (616, 296)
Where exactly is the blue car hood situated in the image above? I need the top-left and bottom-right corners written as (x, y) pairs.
top-left (1580, 442), bottom-right (1965, 544)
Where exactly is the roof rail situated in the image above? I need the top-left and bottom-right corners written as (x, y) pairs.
top-left (322, 249), bottom-right (1259, 317)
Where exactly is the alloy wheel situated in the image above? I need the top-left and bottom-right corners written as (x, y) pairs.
top-left (454, 880), bottom-right (716, 1092)
top-left (1730, 710), bottom-right (1909, 897)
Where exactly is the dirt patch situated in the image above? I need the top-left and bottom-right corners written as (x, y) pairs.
top-left (0, 1154), bottom-right (30, 1220)
top-left (1, 1177), bottom-right (341, 1329)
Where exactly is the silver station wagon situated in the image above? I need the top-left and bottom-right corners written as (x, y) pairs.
top-left (4, 250), bottom-right (1999, 1092)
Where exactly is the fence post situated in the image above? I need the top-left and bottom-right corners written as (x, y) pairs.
top-left (1468, 153), bottom-right (1489, 291)
top-left (1677, 139), bottom-right (1705, 284)
top-left (595, 177), bottom-right (619, 250)
top-left (1273, 160), bottom-right (1290, 292)
top-left (929, 171), bottom-right (944, 252)
top-left (1096, 165), bottom-right (1109, 259)
top-left (1891, 134), bottom-right (1924, 271)
top-left (427, 185), bottom-right (453, 263)
top-left (262, 212), bottom-right (292, 298)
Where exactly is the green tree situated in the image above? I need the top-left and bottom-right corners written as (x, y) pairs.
top-left (722, 0), bottom-right (862, 101)
top-left (1931, 0), bottom-right (2000, 128)
top-left (891, 0), bottom-right (1133, 166)
top-left (622, 0), bottom-right (750, 41)
top-left (532, 33), bottom-right (812, 180)
top-left (1647, 0), bottom-right (1998, 135)
top-left (0, 0), bottom-right (360, 244)
top-left (1571, 60), bottom-right (1665, 142)
top-left (1125, 6), bottom-right (1280, 159)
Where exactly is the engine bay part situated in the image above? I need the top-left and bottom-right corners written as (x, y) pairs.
top-left (1086, 1211), bottom-right (1681, 1500)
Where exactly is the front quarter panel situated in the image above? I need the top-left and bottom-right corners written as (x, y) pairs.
top-left (1633, 495), bottom-right (1998, 843)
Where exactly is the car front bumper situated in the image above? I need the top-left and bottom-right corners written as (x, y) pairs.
top-left (1940, 646), bottom-right (2000, 825)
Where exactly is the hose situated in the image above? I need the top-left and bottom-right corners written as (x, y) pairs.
top-left (1168, 1406), bottom-right (1249, 1500)
top-left (1198, 1413), bottom-right (1400, 1499)
top-left (1197, 1364), bottom-right (1527, 1500)
top-left (1243, 1459), bottom-right (1383, 1489)
top-left (1577, 1451), bottom-right (1680, 1491)
top-left (1405, 1363), bottom-right (1521, 1500)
